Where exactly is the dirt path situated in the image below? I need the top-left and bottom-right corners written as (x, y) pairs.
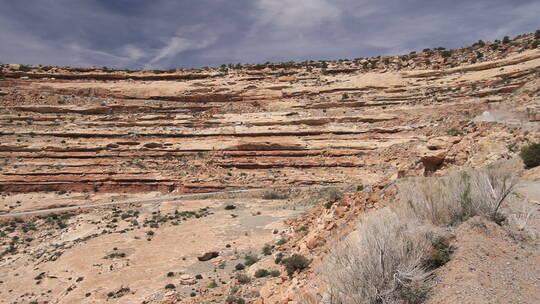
top-left (0, 184), bottom-right (346, 218)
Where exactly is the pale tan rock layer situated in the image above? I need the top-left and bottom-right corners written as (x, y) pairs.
top-left (1, 39), bottom-right (538, 196)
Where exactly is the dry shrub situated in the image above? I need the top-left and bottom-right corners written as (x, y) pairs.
top-left (323, 161), bottom-right (518, 304)
top-left (395, 161), bottom-right (518, 226)
top-left (262, 191), bottom-right (289, 200)
top-left (324, 209), bottom-right (433, 304)
top-left (504, 196), bottom-right (538, 240)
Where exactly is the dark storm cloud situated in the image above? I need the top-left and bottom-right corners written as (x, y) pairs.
top-left (0, 0), bottom-right (538, 69)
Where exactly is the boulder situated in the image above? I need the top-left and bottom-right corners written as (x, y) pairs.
top-left (421, 153), bottom-right (446, 173)
top-left (305, 235), bottom-right (325, 250)
top-left (179, 279), bottom-right (196, 285)
top-left (197, 251), bottom-right (219, 261)
top-left (179, 274), bottom-right (197, 285)
top-left (426, 136), bottom-right (460, 150)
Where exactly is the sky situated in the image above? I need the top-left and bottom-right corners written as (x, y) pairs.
top-left (0, 0), bottom-right (539, 69)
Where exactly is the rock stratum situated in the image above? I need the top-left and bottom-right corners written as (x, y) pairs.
top-left (0, 33), bottom-right (539, 304)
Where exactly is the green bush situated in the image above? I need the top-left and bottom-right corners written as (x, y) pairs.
top-left (235, 263), bottom-right (245, 271)
top-left (18, 65), bottom-right (32, 72)
top-left (244, 254), bottom-right (259, 266)
top-left (441, 50), bottom-right (452, 58)
top-left (225, 204), bottom-right (236, 210)
top-left (270, 270), bottom-right (281, 277)
top-left (283, 254), bottom-right (310, 277)
top-left (274, 252), bottom-right (284, 264)
top-left (226, 296), bottom-right (246, 304)
top-left (104, 252), bottom-right (125, 259)
top-left (236, 273), bottom-right (251, 284)
top-left (276, 238), bottom-right (287, 246)
top-left (254, 269), bottom-right (270, 278)
top-left (262, 244), bottom-right (274, 255)
top-left (520, 143), bottom-right (540, 168)
top-left (446, 127), bottom-right (463, 136)
top-left (164, 283), bottom-right (175, 289)
top-left (399, 286), bottom-right (430, 304)
top-left (295, 225), bottom-right (308, 232)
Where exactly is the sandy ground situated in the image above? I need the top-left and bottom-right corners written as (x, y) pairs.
top-left (0, 196), bottom-right (305, 303)
top-left (428, 175), bottom-right (540, 304)
top-left (427, 216), bottom-right (540, 304)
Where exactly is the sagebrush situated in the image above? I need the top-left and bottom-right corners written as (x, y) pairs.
top-left (520, 143), bottom-right (540, 168)
top-left (323, 162), bottom-right (518, 304)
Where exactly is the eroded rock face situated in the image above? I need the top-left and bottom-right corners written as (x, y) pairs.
top-left (1, 47), bottom-right (537, 194)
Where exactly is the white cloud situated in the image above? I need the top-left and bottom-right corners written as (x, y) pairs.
top-left (63, 43), bottom-right (152, 67)
top-left (67, 43), bottom-right (124, 60)
top-left (256, 0), bottom-right (341, 29)
top-left (123, 45), bottom-right (147, 61)
top-left (145, 36), bottom-right (216, 68)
